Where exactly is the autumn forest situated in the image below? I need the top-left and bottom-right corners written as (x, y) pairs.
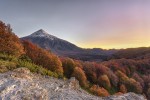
top-left (0, 20), bottom-right (150, 99)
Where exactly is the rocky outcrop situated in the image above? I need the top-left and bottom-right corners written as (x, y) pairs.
top-left (0, 68), bottom-right (146, 100)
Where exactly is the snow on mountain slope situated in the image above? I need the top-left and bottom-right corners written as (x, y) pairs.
top-left (29, 29), bottom-right (56, 40)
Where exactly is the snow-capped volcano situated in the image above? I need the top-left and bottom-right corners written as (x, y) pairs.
top-left (21, 29), bottom-right (116, 61)
top-left (21, 29), bottom-right (81, 54)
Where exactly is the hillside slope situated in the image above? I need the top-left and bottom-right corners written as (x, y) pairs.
top-left (0, 67), bottom-right (146, 100)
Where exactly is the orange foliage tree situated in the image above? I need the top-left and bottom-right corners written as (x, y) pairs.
top-left (90, 85), bottom-right (109, 97)
top-left (106, 69), bottom-right (119, 87)
top-left (119, 84), bottom-right (127, 93)
top-left (83, 62), bottom-right (97, 84)
top-left (98, 74), bottom-right (111, 89)
top-left (116, 70), bottom-right (142, 94)
top-left (72, 67), bottom-right (88, 87)
top-left (0, 21), bottom-right (24, 57)
top-left (128, 78), bottom-right (143, 94)
top-left (22, 40), bottom-right (63, 75)
top-left (132, 73), bottom-right (145, 88)
top-left (61, 58), bottom-right (76, 78)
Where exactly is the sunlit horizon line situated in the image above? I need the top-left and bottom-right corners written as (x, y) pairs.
top-left (19, 33), bottom-right (150, 50)
top-left (77, 45), bottom-right (150, 50)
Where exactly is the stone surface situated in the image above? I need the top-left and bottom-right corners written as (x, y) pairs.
top-left (0, 68), bottom-right (147, 100)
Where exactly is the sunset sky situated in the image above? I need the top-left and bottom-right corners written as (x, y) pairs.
top-left (0, 0), bottom-right (150, 49)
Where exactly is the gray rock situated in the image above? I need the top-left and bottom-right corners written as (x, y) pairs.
top-left (0, 68), bottom-right (146, 100)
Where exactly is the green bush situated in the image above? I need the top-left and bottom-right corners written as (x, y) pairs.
top-left (0, 53), bottom-right (60, 78)
top-left (17, 59), bottom-right (59, 78)
top-left (0, 60), bottom-right (17, 73)
top-left (0, 53), bottom-right (18, 62)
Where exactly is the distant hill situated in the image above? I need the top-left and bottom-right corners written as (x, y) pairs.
top-left (21, 29), bottom-right (117, 61)
top-left (111, 47), bottom-right (150, 59)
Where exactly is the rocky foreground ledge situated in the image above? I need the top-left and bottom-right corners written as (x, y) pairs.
top-left (0, 68), bottom-right (146, 100)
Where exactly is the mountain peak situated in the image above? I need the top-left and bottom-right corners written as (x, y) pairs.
top-left (31, 29), bottom-right (48, 36)
top-left (30, 29), bottom-right (56, 40)
top-left (37, 29), bottom-right (47, 33)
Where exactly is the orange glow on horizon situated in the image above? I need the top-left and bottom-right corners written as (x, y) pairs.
top-left (78, 43), bottom-right (150, 49)
top-left (77, 38), bottom-right (150, 49)
top-left (76, 28), bottom-right (150, 49)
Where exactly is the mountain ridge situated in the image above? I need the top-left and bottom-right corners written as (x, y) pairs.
top-left (21, 29), bottom-right (116, 61)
